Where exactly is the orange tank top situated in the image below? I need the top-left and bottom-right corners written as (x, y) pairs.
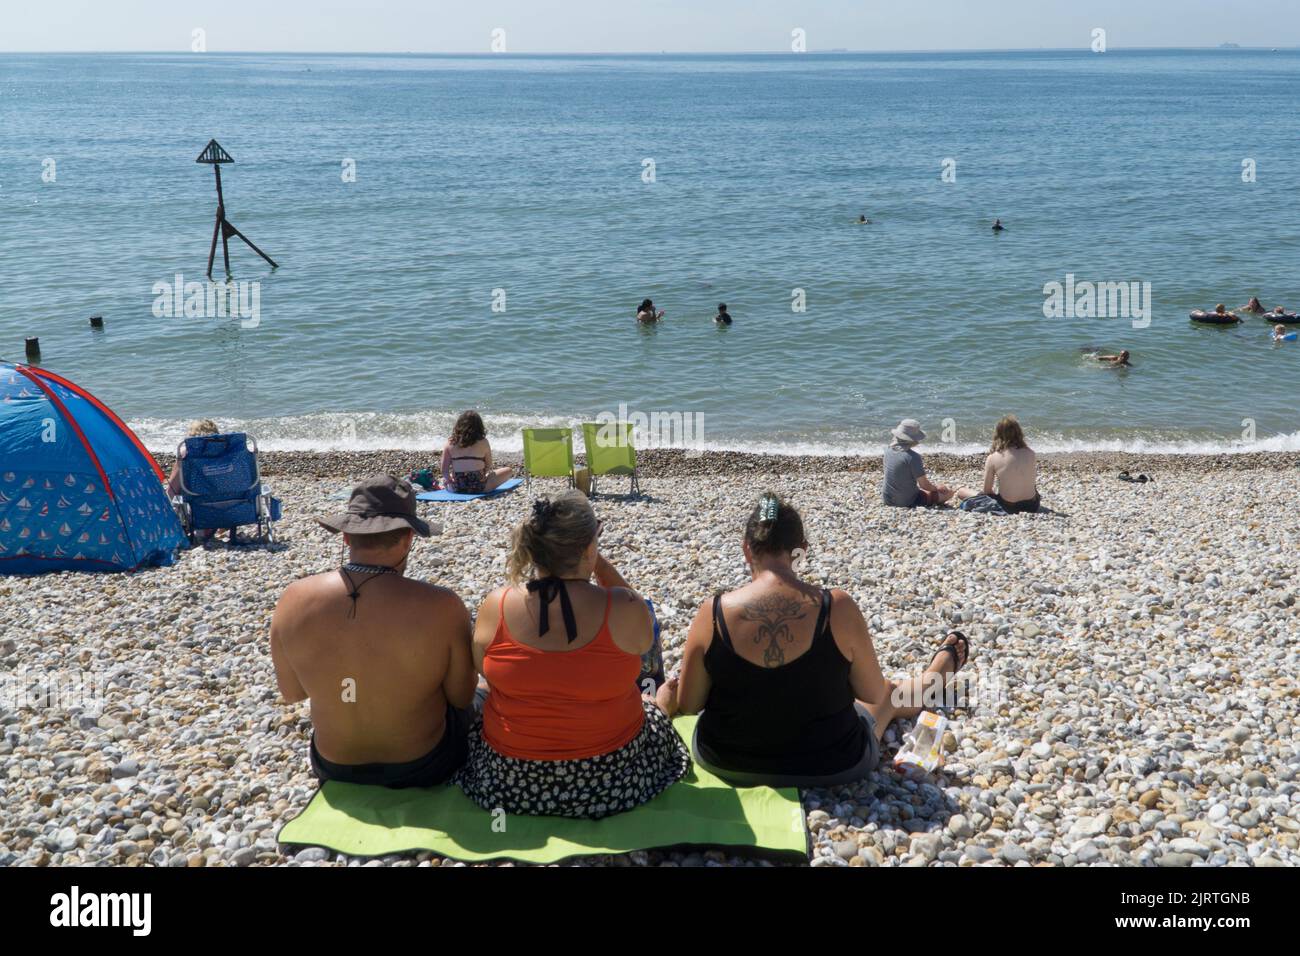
top-left (481, 586), bottom-right (645, 761)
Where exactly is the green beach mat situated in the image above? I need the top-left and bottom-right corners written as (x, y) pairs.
top-left (278, 716), bottom-right (809, 864)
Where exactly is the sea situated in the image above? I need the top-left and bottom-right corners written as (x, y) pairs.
top-left (2, 48), bottom-right (1298, 455)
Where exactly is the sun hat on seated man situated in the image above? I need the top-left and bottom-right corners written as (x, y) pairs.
top-left (318, 474), bottom-right (440, 537)
top-left (890, 419), bottom-right (926, 446)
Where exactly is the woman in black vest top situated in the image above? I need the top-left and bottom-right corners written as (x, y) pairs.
top-left (657, 494), bottom-right (969, 787)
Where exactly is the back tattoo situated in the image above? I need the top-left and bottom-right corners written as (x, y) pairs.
top-left (737, 593), bottom-right (812, 667)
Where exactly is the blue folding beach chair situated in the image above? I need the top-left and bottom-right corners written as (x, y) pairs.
top-left (172, 433), bottom-right (281, 545)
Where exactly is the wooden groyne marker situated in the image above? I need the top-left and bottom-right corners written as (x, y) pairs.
top-left (197, 139), bottom-right (279, 278)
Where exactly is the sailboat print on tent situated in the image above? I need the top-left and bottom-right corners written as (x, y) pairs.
top-left (0, 361), bottom-right (185, 574)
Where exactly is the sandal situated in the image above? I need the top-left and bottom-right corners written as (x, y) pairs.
top-left (931, 630), bottom-right (969, 673)
top-left (1117, 470), bottom-right (1151, 483)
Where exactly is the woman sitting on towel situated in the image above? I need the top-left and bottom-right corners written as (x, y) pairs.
top-left (954, 415), bottom-right (1041, 514)
top-left (658, 494), bottom-right (969, 788)
top-left (456, 491), bottom-right (690, 818)
top-left (440, 410), bottom-right (513, 495)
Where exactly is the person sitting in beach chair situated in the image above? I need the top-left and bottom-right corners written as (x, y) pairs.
top-left (166, 419), bottom-right (221, 541)
top-left (172, 428), bottom-right (281, 545)
top-left (657, 494), bottom-right (969, 788)
top-left (883, 419), bottom-right (954, 507)
top-left (270, 475), bottom-right (477, 788)
top-left (166, 419), bottom-right (219, 497)
top-left (457, 491), bottom-right (689, 819)
top-left (440, 410), bottom-right (513, 495)
top-left (954, 415), bottom-right (1041, 514)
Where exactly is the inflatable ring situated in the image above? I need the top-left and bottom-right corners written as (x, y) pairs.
top-left (1189, 310), bottom-right (1242, 324)
top-left (1265, 312), bottom-right (1299, 324)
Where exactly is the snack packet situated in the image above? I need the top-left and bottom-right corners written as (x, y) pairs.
top-left (893, 710), bottom-right (949, 777)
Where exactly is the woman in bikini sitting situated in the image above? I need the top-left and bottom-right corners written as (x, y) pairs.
top-left (441, 410), bottom-right (514, 494)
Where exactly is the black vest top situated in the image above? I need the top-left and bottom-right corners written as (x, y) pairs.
top-left (697, 590), bottom-right (867, 776)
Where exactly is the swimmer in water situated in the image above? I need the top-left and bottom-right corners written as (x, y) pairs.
top-left (992, 218), bottom-right (1005, 232)
top-left (636, 298), bottom-right (665, 323)
top-left (1213, 303), bottom-right (1235, 318)
top-left (1241, 296), bottom-right (1266, 314)
top-left (856, 214), bottom-right (872, 224)
top-left (714, 302), bottom-right (733, 325)
top-left (1273, 324), bottom-right (1297, 342)
top-left (1097, 349), bottom-right (1131, 367)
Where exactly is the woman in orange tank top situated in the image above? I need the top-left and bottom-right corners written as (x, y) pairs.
top-left (456, 491), bottom-right (690, 819)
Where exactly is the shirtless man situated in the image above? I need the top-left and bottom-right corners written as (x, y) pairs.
top-left (270, 474), bottom-right (476, 787)
top-left (955, 415), bottom-right (1041, 513)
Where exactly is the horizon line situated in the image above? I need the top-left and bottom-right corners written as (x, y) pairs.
top-left (2, 44), bottom-right (1297, 56)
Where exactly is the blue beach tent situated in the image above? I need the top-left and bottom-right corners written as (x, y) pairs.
top-left (0, 362), bottom-right (186, 574)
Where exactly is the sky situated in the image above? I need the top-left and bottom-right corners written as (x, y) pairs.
top-left (2, 0), bottom-right (1298, 53)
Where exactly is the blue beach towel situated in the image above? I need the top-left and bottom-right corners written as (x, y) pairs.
top-left (416, 478), bottom-right (523, 502)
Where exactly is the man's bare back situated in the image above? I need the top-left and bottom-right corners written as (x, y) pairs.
top-left (271, 570), bottom-right (475, 765)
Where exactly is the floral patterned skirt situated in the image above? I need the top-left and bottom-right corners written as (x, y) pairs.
top-left (455, 699), bottom-right (691, 820)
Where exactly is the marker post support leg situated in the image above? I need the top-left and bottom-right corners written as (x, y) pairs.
top-left (198, 140), bottom-right (278, 279)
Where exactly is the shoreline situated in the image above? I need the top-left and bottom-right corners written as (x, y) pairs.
top-left (178, 447), bottom-right (1300, 482)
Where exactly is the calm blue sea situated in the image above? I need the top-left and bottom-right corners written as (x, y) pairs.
top-left (1, 49), bottom-right (1298, 454)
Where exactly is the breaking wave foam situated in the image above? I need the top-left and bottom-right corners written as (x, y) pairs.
top-left (127, 412), bottom-right (1300, 458)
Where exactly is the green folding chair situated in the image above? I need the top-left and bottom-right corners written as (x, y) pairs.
top-left (581, 421), bottom-right (642, 498)
top-left (521, 428), bottom-right (575, 493)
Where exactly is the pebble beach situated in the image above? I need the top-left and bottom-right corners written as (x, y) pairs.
top-left (2, 449), bottom-right (1298, 868)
